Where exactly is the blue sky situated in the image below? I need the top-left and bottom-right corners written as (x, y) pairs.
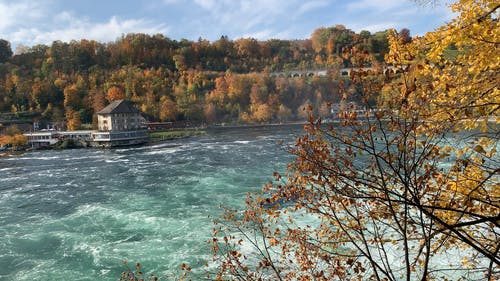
top-left (0, 0), bottom-right (454, 51)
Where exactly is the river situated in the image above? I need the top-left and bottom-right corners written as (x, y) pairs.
top-left (0, 125), bottom-right (302, 280)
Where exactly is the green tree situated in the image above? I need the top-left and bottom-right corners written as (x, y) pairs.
top-left (0, 39), bottom-right (13, 63)
top-left (369, 31), bottom-right (390, 61)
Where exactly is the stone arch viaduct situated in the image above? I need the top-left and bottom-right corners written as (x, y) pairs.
top-left (270, 66), bottom-right (401, 78)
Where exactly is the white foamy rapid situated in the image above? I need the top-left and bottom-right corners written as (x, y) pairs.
top-left (0, 126), bottom-right (300, 280)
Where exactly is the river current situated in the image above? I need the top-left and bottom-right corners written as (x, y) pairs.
top-left (0, 126), bottom-right (301, 280)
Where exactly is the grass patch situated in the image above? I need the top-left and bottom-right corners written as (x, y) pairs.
top-left (148, 129), bottom-right (205, 142)
top-left (80, 123), bottom-right (94, 130)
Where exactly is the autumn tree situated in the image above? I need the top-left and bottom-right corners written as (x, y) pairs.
top-left (31, 78), bottom-right (49, 110)
top-left (63, 84), bottom-right (81, 109)
top-left (106, 86), bottom-right (126, 102)
top-left (0, 134), bottom-right (27, 150)
top-left (398, 28), bottom-right (412, 44)
top-left (277, 104), bottom-right (292, 123)
top-left (253, 103), bottom-right (272, 123)
top-left (296, 99), bottom-right (314, 120)
top-left (204, 103), bottom-right (217, 123)
top-left (159, 96), bottom-right (178, 121)
top-left (0, 125), bottom-right (27, 150)
top-left (66, 109), bottom-right (81, 130)
top-left (210, 1), bottom-right (499, 280)
top-left (1, 21), bottom-right (395, 124)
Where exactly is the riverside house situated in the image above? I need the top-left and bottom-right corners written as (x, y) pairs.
top-left (25, 99), bottom-right (148, 148)
top-left (92, 99), bottom-right (148, 147)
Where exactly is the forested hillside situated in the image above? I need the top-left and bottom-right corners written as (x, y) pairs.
top-left (0, 25), bottom-right (402, 129)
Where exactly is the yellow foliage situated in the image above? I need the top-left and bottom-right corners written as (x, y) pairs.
top-left (66, 109), bottom-right (81, 130)
top-left (386, 0), bottom-right (499, 127)
top-left (63, 84), bottom-right (80, 108)
top-left (384, 1), bottom-right (499, 235)
top-left (210, 2), bottom-right (500, 280)
top-left (159, 96), bottom-right (178, 121)
top-left (253, 103), bottom-right (272, 123)
top-left (0, 134), bottom-right (27, 149)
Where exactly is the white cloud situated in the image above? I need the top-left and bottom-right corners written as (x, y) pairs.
top-left (54, 11), bottom-right (74, 23)
top-left (272, 29), bottom-right (295, 39)
top-left (189, 0), bottom-right (296, 36)
top-left (350, 22), bottom-right (399, 33)
top-left (0, 1), bottom-right (46, 31)
top-left (193, 0), bottom-right (217, 10)
top-left (347, 0), bottom-right (405, 12)
top-left (296, 0), bottom-right (330, 16)
top-left (339, 0), bottom-right (454, 36)
top-left (0, 0), bottom-right (455, 48)
top-left (241, 29), bottom-right (273, 40)
top-left (10, 15), bottom-right (170, 47)
top-left (0, 0), bottom-right (171, 48)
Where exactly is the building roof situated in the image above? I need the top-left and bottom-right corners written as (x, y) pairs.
top-left (97, 99), bottom-right (141, 115)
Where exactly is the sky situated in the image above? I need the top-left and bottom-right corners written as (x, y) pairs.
top-left (0, 0), bottom-right (455, 51)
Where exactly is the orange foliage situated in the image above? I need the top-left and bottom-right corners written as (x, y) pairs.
top-left (63, 84), bottom-right (80, 108)
top-left (66, 109), bottom-right (81, 130)
top-left (0, 134), bottom-right (27, 149)
top-left (159, 97), bottom-right (178, 121)
top-left (106, 86), bottom-right (125, 102)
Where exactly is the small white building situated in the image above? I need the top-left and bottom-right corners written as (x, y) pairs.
top-left (96, 99), bottom-right (145, 131)
top-left (25, 100), bottom-right (148, 148)
top-left (92, 99), bottom-right (148, 147)
top-left (24, 130), bottom-right (93, 148)
top-left (24, 131), bottom-right (60, 147)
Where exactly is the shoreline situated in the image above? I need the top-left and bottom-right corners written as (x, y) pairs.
top-left (207, 121), bottom-right (308, 131)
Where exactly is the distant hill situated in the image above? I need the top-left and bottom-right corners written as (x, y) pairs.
top-left (0, 25), bottom-right (404, 129)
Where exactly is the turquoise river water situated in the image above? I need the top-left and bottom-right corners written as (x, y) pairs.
top-left (0, 126), bottom-right (301, 280)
